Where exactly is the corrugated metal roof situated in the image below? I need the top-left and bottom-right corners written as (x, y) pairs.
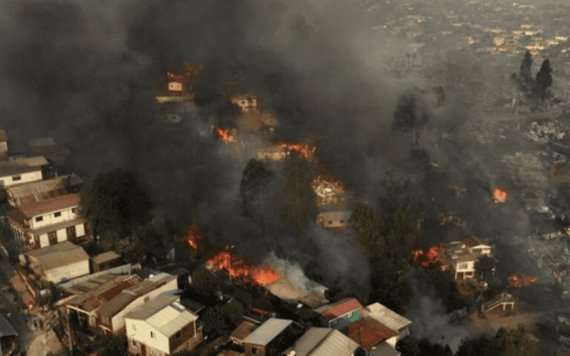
top-left (366, 303), bottom-right (411, 332)
top-left (27, 241), bottom-right (89, 271)
top-left (97, 273), bottom-right (176, 317)
top-left (126, 296), bottom-right (197, 337)
top-left (66, 275), bottom-right (142, 312)
top-left (6, 176), bottom-right (68, 202)
top-left (242, 318), bottom-right (292, 346)
top-left (294, 327), bottom-right (358, 356)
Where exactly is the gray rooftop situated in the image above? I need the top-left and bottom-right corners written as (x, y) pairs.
top-left (125, 296), bottom-right (197, 337)
top-left (91, 251), bottom-right (120, 265)
top-left (0, 155), bottom-right (47, 176)
top-left (27, 241), bottom-right (89, 271)
top-left (293, 327), bottom-right (359, 356)
top-left (243, 318), bottom-right (292, 346)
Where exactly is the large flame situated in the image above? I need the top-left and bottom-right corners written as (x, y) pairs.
top-left (216, 128), bottom-right (237, 143)
top-left (206, 249), bottom-right (281, 285)
top-left (279, 143), bottom-right (316, 160)
top-left (492, 188), bottom-right (507, 203)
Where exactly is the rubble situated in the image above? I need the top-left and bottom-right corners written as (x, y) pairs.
top-left (508, 273), bottom-right (539, 288)
top-left (526, 119), bottom-right (568, 143)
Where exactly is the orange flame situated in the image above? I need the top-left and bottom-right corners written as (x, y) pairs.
top-left (216, 128), bottom-right (237, 143)
top-left (280, 143), bottom-right (316, 160)
top-left (206, 249), bottom-right (281, 285)
top-left (411, 246), bottom-right (446, 269)
top-left (492, 188), bottom-right (507, 203)
top-left (186, 226), bottom-right (204, 251)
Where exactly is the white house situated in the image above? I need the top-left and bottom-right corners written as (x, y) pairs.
top-left (7, 193), bottom-right (88, 249)
top-left (0, 156), bottom-right (47, 188)
top-left (289, 327), bottom-right (359, 356)
top-left (22, 241), bottom-right (90, 284)
top-left (443, 237), bottom-right (493, 281)
top-left (365, 303), bottom-right (412, 343)
top-left (96, 273), bottom-right (178, 334)
top-left (125, 295), bottom-right (203, 355)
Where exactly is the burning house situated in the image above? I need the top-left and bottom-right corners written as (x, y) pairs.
top-left (231, 94), bottom-right (259, 114)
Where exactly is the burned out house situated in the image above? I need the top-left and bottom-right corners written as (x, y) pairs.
top-left (242, 318), bottom-right (294, 356)
top-left (315, 210), bottom-right (353, 229)
top-left (125, 295), bottom-right (203, 355)
top-left (7, 193), bottom-right (88, 249)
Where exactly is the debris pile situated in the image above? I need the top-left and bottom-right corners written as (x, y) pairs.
top-left (527, 119), bottom-right (568, 143)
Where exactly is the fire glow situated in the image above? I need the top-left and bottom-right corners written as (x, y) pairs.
top-left (186, 226), bottom-right (204, 251)
top-left (206, 249), bottom-right (281, 285)
top-left (216, 128), bottom-right (237, 143)
top-left (279, 143), bottom-right (316, 160)
top-left (411, 246), bottom-right (447, 270)
top-left (492, 187), bottom-right (507, 203)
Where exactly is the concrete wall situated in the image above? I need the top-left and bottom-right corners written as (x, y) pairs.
top-left (30, 206), bottom-right (79, 229)
top-left (37, 222), bottom-right (86, 248)
top-left (44, 259), bottom-right (90, 284)
top-left (127, 318), bottom-right (170, 355)
top-left (0, 170), bottom-right (42, 187)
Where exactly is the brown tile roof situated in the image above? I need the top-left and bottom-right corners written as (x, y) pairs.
top-left (18, 193), bottom-right (79, 218)
top-left (345, 317), bottom-right (397, 349)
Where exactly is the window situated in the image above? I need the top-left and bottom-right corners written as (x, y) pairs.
top-left (35, 216), bottom-right (43, 223)
top-left (458, 262), bottom-right (468, 270)
top-left (150, 331), bottom-right (155, 338)
top-left (12, 175), bottom-right (21, 181)
top-left (72, 208), bottom-right (77, 214)
top-left (66, 226), bottom-right (76, 240)
top-left (54, 211), bottom-right (62, 218)
top-left (174, 331), bottom-right (182, 340)
top-left (144, 296), bottom-right (150, 303)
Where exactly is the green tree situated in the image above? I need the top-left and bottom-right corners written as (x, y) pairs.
top-left (535, 59), bottom-right (553, 102)
top-left (276, 156), bottom-right (317, 234)
top-left (222, 298), bottom-right (245, 327)
top-left (191, 266), bottom-right (220, 296)
top-left (392, 91), bottom-right (430, 148)
top-left (80, 169), bottom-right (152, 247)
top-left (519, 50), bottom-right (533, 95)
top-left (239, 159), bottom-right (273, 218)
top-left (351, 176), bottom-right (425, 311)
top-left (475, 255), bottom-right (497, 282)
top-left (202, 306), bottom-right (228, 338)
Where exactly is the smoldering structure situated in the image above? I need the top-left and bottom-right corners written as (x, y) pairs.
top-left (1, 0), bottom-right (570, 349)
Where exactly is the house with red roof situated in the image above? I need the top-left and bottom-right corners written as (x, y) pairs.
top-left (315, 298), bottom-right (363, 329)
top-left (7, 193), bottom-right (88, 249)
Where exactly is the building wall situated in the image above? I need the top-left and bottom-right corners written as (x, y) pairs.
top-left (43, 259), bottom-right (90, 284)
top-left (36, 222), bottom-right (86, 248)
top-left (0, 141), bottom-right (8, 156)
top-left (0, 170), bottom-right (42, 187)
top-left (127, 318), bottom-right (170, 355)
top-left (29, 206), bottom-right (79, 230)
top-left (110, 278), bottom-right (178, 333)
